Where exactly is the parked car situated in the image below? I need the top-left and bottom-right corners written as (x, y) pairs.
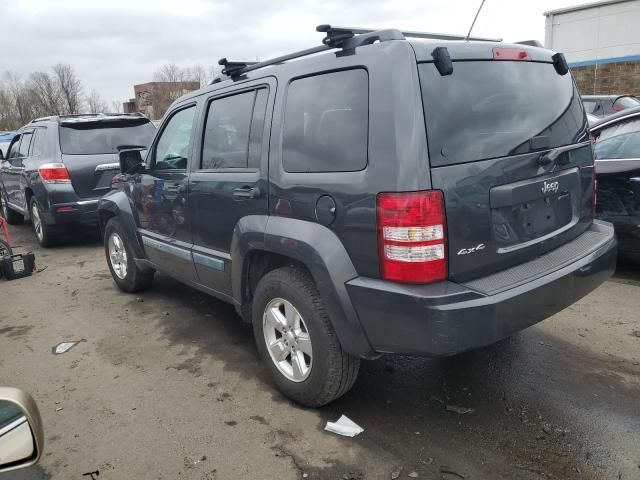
top-left (100, 25), bottom-right (616, 407)
top-left (0, 387), bottom-right (44, 474)
top-left (582, 94), bottom-right (640, 118)
top-left (0, 131), bottom-right (16, 160)
top-left (590, 106), bottom-right (640, 262)
top-left (0, 114), bottom-right (156, 247)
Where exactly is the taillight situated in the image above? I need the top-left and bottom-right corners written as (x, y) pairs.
top-left (492, 48), bottom-right (531, 61)
top-left (377, 190), bottom-right (447, 284)
top-left (39, 163), bottom-right (71, 183)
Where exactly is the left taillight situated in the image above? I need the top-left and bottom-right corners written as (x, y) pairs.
top-left (377, 190), bottom-right (447, 284)
top-left (38, 163), bottom-right (71, 183)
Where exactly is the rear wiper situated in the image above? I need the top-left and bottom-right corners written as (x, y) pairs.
top-left (537, 143), bottom-right (587, 166)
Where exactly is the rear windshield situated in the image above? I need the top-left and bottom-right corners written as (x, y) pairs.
top-left (419, 61), bottom-right (587, 166)
top-left (60, 120), bottom-right (156, 155)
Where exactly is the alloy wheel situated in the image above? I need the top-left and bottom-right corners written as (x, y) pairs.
top-left (263, 298), bottom-right (313, 382)
top-left (31, 202), bottom-right (43, 242)
top-left (108, 232), bottom-right (128, 279)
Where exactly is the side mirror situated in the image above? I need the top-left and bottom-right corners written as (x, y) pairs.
top-left (118, 148), bottom-right (145, 175)
top-left (0, 388), bottom-right (44, 473)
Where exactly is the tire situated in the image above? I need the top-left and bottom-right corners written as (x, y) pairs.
top-left (0, 191), bottom-right (24, 225)
top-left (104, 217), bottom-right (154, 292)
top-left (30, 197), bottom-right (57, 247)
top-left (252, 266), bottom-right (360, 407)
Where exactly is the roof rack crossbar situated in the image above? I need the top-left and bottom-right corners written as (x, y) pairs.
top-left (213, 23), bottom-right (502, 82)
top-left (217, 44), bottom-right (331, 80)
top-left (327, 25), bottom-right (502, 42)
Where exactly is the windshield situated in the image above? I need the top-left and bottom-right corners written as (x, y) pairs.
top-left (419, 61), bottom-right (588, 166)
top-left (60, 120), bottom-right (156, 155)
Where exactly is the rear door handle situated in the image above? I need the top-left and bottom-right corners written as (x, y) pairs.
top-left (630, 177), bottom-right (640, 183)
top-left (233, 186), bottom-right (260, 199)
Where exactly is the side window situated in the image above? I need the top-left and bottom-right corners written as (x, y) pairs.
top-left (18, 132), bottom-right (33, 157)
top-left (282, 69), bottom-right (369, 173)
top-left (594, 131), bottom-right (640, 159)
top-left (201, 90), bottom-right (258, 170)
top-left (153, 106), bottom-right (196, 171)
top-left (7, 136), bottom-right (21, 160)
top-left (30, 128), bottom-right (47, 157)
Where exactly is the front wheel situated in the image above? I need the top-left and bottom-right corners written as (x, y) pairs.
top-left (252, 266), bottom-right (360, 407)
top-left (104, 217), bottom-right (154, 292)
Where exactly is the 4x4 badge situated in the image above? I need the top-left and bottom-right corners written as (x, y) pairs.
top-left (457, 243), bottom-right (486, 256)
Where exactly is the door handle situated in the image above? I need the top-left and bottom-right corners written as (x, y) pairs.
top-left (233, 186), bottom-right (260, 199)
top-left (630, 177), bottom-right (640, 183)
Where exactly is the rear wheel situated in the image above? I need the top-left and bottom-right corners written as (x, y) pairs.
top-left (104, 217), bottom-right (154, 292)
top-left (30, 198), bottom-right (57, 247)
top-left (252, 266), bottom-right (360, 407)
top-left (0, 192), bottom-right (23, 225)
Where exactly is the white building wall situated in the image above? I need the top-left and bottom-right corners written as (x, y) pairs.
top-left (545, 0), bottom-right (640, 66)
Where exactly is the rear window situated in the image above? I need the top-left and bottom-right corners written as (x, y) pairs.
top-left (419, 61), bottom-right (587, 166)
top-left (60, 120), bottom-right (156, 155)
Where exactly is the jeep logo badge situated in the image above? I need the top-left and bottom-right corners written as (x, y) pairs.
top-left (541, 180), bottom-right (559, 195)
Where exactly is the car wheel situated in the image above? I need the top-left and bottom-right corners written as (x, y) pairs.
top-left (252, 266), bottom-right (360, 407)
top-left (0, 191), bottom-right (24, 225)
top-left (30, 198), bottom-right (57, 247)
top-left (104, 217), bottom-right (154, 292)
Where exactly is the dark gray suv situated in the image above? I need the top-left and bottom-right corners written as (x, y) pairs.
top-left (0, 114), bottom-right (155, 246)
top-left (99, 26), bottom-right (617, 406)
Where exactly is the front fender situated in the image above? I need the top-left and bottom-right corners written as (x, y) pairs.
top-left (231, 215), bottom-right (377, 359)
top-left (98, 189), bottom-right (146, 259)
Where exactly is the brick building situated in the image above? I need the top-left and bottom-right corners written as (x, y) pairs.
top-left (123, 81), bottom-right (200, 120)
top-left (545, 0), bottom-right (640, 96)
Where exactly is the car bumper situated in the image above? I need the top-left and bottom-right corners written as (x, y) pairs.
top-left (41, 199), bottom-right (100, 226)
top-left (346, 221), bottom-right (617, 356)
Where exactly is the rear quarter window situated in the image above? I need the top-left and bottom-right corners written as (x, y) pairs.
top-left (282, 69), bottom-right (368, 173)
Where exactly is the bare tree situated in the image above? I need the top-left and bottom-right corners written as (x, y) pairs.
top-left (110, 100), bottom-right (123, 114)
top-left (29, 71), bottom-right (62, 116)
top-left (153, 63), bottom-right (184, 83)
top-left (52, 63), bottom-right (82, 114)
top-left (85, 89), bottom-right (108, 113)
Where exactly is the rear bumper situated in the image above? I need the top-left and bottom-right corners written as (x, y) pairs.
top-left (346, 221), bottom-right (617, 356)
top-left (41, 199), bottom-right (100, 226)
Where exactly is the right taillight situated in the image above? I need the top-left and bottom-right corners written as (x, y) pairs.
top-left (377, 190), bottom-right (447, 284)
top-left (39, 163), bottom-right (71, 183)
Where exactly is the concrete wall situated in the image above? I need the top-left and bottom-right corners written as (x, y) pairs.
top-left (545, 0), bottom-right (640, 96)
top-left (545, 0), bottom-right (640, 65)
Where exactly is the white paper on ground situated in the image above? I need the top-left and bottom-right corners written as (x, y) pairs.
top-left (324, 415), bottom-right (364, 437)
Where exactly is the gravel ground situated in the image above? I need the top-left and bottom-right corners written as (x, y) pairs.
top-left (1, 223), bottom-right (639, 480)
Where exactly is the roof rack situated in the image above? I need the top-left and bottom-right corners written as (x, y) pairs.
top-left (323, 25), bottom-right (502, 43)
top-left (213, 24), bottom-right (502, 82)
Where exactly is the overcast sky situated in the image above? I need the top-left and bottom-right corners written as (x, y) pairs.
top-left (3, 0), bottom-right (590, 105)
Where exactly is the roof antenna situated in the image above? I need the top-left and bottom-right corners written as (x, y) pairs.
top-left (465, 0), bottom-right (486, 41)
